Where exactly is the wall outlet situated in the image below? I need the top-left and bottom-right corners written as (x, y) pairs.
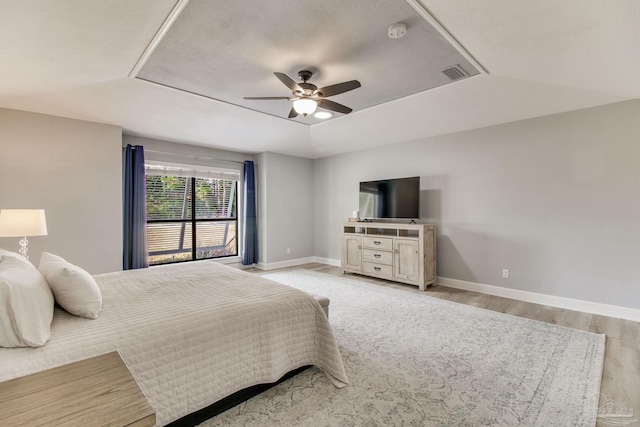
top-left (502, 269), bottom-right (510, 278)
top-left (286, 248), bottom-right (291, 254)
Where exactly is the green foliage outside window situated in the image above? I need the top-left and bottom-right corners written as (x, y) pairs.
top-left (145, 175), bottom-right (238, 265)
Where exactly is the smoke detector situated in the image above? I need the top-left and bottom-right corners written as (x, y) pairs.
top-left (387, 22), bottom-right (407, 39)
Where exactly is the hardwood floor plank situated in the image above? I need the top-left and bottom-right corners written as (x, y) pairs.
top-left (620, 319), bottom-right (640, 352)
top-left (553, 309), bottom-right (594, 332)
top-left (619, 345), bottom-right (640, 416)
top-left (600, 337), bottom-right (621, 400)
top-left (591, 314), bottom-right (623, 339)
top-left (481, 295), bottom-right (518, 314)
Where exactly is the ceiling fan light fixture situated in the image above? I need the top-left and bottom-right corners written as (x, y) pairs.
top-left (292, 98), bottom-right (317, 116)
top-left (245, 71), bottom-right (360, 118)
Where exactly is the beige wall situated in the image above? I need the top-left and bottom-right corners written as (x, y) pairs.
top-left (313, 100), bottom-right (640, 310)
top-left (257, 151), bottom-right (314, 266)
top-left (0, 108), bottom-right (122, 273)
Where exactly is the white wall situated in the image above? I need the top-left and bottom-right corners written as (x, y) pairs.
top-left (258, 152), bottom-right (314, 267)
top-left (0, 108), bottom-right (122, 273)
top-left (313, 100), bottom-right (640, 310)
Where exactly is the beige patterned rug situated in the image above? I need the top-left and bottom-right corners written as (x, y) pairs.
top-left (200, 270), bottom-right (605, 427)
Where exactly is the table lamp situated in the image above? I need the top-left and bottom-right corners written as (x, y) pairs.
top-left (0, 209), bottom-right (48, 259)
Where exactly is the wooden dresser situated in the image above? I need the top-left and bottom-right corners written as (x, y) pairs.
top-left (0, 351), bottom-right (155, 427)
top-left (342, 222), bottom-right (437, 290)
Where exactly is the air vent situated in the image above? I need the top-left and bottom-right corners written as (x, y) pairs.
top-left (442, 65), bottom-right (469, 81)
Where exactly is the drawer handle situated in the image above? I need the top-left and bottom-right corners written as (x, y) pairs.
top-left (358, 245), bottom-right (362, 249)
top-left (374, 267), bottom-right (381, 271)
top-left (374, 254), bottom-right (381, 258)
top-left (374, 241), bottom-right (381, 245)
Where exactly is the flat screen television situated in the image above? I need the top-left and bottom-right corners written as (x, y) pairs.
top-left (359, 176), bottom-right (420, 220)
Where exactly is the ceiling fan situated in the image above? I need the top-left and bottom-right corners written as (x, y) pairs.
top-left (244, 70), bottom-right (361, 118)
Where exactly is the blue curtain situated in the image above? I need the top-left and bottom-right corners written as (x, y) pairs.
top-left (123, 144), bottom-right (148, 270)
top-left (242, 160), bottom-right (258, 265)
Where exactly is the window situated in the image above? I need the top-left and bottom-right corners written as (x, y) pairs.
top-left (145, 162), bottom-right (239, 266)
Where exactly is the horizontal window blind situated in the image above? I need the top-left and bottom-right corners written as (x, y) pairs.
top-left (145, 160), bottom-right (240, 181)
top-left (146, 175), bottom-right (190, 221)
top-left (144, 160), bottom-right (239, 266)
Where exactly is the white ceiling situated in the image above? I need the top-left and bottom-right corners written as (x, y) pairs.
top-left (0, 0), bottom-right (638, 159)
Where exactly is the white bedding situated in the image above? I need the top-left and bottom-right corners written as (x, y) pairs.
top-left (0, 261), bottom-right (348, 425)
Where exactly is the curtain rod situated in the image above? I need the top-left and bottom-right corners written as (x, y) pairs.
top-left (132, 148), bottom-right (256, 167)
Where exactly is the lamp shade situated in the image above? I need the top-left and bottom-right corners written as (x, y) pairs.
top-left (292, 98), bottom-right (317, 116)
top-left (0, 209), bottom-right (48, 237)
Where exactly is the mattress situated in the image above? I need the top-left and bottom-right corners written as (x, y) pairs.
top-left (0, 261), bottom-right (348, 425)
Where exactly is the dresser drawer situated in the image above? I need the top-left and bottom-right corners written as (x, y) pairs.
top-left (362, 249), bottom-right (393, 265)
top-left (362, 236), bottom-right (393, 251)
top-left (362, 262), bottom-right (393, 279)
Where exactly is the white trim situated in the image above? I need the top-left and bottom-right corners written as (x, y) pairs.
top-left (256, 256), bottom-right (341, 271)
top-left (437, 276), bottom-right (640, 323)
top-left (256, 257), bottom-right (317, 271)
top-left (213, 256), bottom-right (241, 265)
top-left (405, 0), bottom-right (488, 74)
top-left (128, 0), bottom-right (191, 78)
top-left (311, 256), bottom-right (341, 267)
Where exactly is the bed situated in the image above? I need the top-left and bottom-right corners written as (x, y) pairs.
top-left (0, 259), bottom-right (348, 426)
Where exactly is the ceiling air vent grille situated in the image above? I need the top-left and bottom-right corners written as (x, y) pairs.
top-left (442, 65), bottom-right (469, 81)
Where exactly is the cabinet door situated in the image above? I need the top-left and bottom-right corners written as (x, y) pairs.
top-left (342, 235), bottom-right (363, 271)
top-left (393, 239), bottom-right (420, 281)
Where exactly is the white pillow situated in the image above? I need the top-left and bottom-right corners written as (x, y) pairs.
top-left (38, 252), bottom-right (102, 319)
top-left (0, 255), bottom-right (54, 348)
top-left (0, 248), bottom-right (30, 265)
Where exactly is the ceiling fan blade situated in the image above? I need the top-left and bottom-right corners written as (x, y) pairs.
top-left (317, 80), bottom-right (361, 97)
top-left (288, 107), bottom-right (299, 118)
top-left (274, 72), bottom-right (302, 92)
top-left (317, 99), bottom-right (353, 114)
top-left (243, 96), bottom-right (290, 100)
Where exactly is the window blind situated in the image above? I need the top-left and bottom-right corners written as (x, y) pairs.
top-left (145, 160), bottom-right (240, 181)
top-left (144, 160), bottom-right (239, 265)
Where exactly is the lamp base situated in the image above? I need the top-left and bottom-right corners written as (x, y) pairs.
top-left (18, 236), bottom-right (29, 259)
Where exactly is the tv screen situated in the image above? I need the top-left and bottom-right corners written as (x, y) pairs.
top-left (359, 176), bottom-right (420, 219)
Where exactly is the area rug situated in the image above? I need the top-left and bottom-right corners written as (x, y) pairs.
top-left (200, 270), bottom-right (605, 427)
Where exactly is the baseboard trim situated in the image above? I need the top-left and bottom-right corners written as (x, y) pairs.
top-left (256, 257), bottom-right (316, 271)
top-left (311, 256), bottom-right (341, 267)
top-left (437, 276), bottom-right (640, 323)
top-left (256, 256), bottom-right (341, 271)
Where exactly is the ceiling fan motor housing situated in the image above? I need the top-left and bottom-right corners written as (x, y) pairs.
top-left (298, 70), bottom-right (313, 82)
top-left (298, 82), bottom-right (318, 96)
top-left (296, 71), bottom-right (318, 96)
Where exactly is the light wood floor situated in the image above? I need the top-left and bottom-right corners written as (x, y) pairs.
top-left (250, 263), bottom-right (640, 422)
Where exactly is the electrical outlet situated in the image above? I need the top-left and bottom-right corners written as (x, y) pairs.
top-left (502, 269), bottom-right (510, 278)
top-left (286, 248), bottom-right (291, 254)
